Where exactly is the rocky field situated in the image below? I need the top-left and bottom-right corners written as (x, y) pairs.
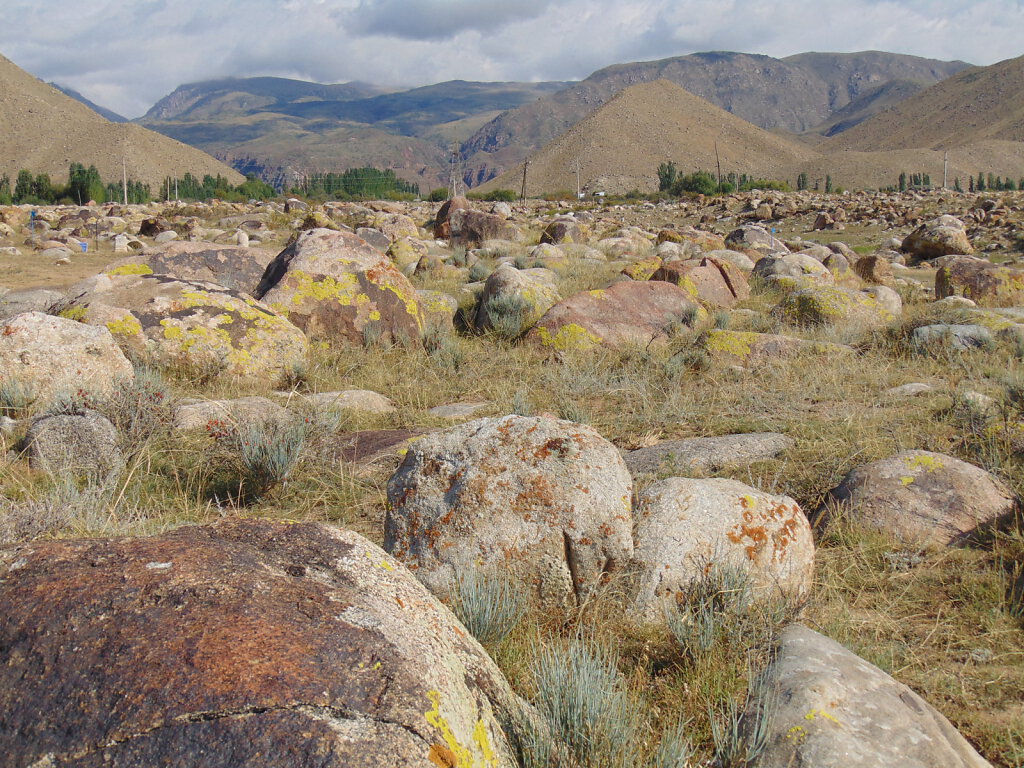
top-left (0, 189), bottom-right (1022, 767)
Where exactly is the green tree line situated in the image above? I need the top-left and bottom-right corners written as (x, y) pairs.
top-left (290, 168), bottom-right (419, 201)
top-left (658, 163), bottom-right (790, 196)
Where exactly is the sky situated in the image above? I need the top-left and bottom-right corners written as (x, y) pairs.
top-left (1, 0), bottom-right (1022, 119)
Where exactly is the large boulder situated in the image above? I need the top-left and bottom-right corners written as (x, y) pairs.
top-left (385, 415), bottom-right (633, 609)
top-left (0, 312), bottom-right (133, 404)
top-left (449, 209), bottom-right (522, 247)
top-left (24, 410), bottom-right (125, 478)
top-left (540, 216), bottom-right (587, 245)
top-left (773, 285), bottom-right (900, 328)
top-left (725, 225), bottom-right (790, 256)
top-left (0, 288), bottom-right (63, 320)
top-left (0, 519), bottom-right (527, 768)
top-left (752, 253), bottom-right (834, 289)
top-left (474, 264), bottom-right (560, 335)
top-left (650, 256), bottom-right (750, 308)
top-left (433, 196), bottom-right (471, 239)
top-left (631, 478), bottom-right (814, 622)
top-left (104, 241), bottom-right (277, 294)
top-left (527, 281), bottom-right (705, 353)
top-left (254, 228), bottom-right (423, 344)
top-left (818, 450), bottom-right (1016, 547)
top-left (747, 624), bottom-right (992, 768)
top-left (902, 215), bottom-right (974, 262)
top-left (935, 255), bottom-right (1024, 307)
top-left (62, 273), bottom-right (307, 383)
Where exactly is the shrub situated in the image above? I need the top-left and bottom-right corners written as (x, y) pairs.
top-left (220, 417), bottom-right (309, 497)
top-left (665, 563), bottom-right (755, 660)
top-left (708, 672), bottom-right (777, 768)
top-left (523, 635), bottom-right (636, 768)
top-left (98, 369), bottom-right (174, 454)
top-left (484, 293), bottom-right (531, 341)
top-left (0, 378), bottom-right (36, 417)
top-left (468, 261), bottom-right (492, 282)
top-left (447, 569), bottom-right (528, 646)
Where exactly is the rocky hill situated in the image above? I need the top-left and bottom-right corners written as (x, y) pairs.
top-left (0, 54), bottom-right (243, 190)
top-left (49, 83), bottom-right (127, 123)
top-left (825, 54), bottom-right (1024, 151)
top-left (461, 51), bottom-right (970, 185)
top-left (481, 78), bottom-right (1024, 195)
top-left (480, 79), bottom-right (818, 196)
top-left (139, 77), bottom-right (571, 190)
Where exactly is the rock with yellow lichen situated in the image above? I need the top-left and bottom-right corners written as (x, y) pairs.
top-left (935, 255), bottom-right (1024, 307)
top-left (474, 264), bottom-right (560, 336)
top-left (385, 415), bottom-right (634, 611)
top-left (773, 284), bottom-right (901, 328)
top-left (61, 272), bottom-right (307, 383)
top-left (630, 477), bottom-right (814, 624)
top-left (702, 329), bottom-right (853, 365)
top-left (650, 255), bottom-right (750, 308)
top-left (0, 518), bottom-right (530, 767)
top-left (748, 624), bottom-right (995, 768)
top-left (527, 280), bottom-right (705, 353)
top-left (254, 228), bottom-right (424, 345)
top-left (817, 450), bottom-right (1016, 547)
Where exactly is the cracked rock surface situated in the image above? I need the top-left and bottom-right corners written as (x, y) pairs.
top-left (0, 518), bottom-right (526, 767)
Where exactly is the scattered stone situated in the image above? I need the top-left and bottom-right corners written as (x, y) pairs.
top-left (650, 255), bottom-right (750, 308)
top-left (25, 411), bottom-right (124, 478)
top-left (300, 390), bottom-right (397, 414)
top-left (883, 382), bottom-right (935, 399)
top-left (104, 241), bottom-right (277, 294)
top-left (0, 312), bottom-right (133, 405)
top-left (748, 624), bottom-right (994, 768)
top-left (474, 264), bottom-right (560, 335)
top-left (528, 281), bottom-right (704, 353)
top-left (624, 432), bottom-right (794, 477)
top-left (385, 415), bottom-right (633, 609)
top-left (0, 519), bottom-right (528, 768)
top-left (0, 288), bottom-right (62, 320)
top-left (774, 284), bottom-right (900, 328)
top-left (631, 478), bottom-right (814, 622)
top-left (173, 396), bottom-right (292, 432)
top-left (902, 215), bottom-right (974, 262)
top-left (911, 324), bottom-right (994, 353)
top-left (725, 224), bottom-right (790, 255)
top-left (253, 228), bottom-right (423, 345)
top-left (934, 255), bottom-right (1024, 307)
top-left (818, 450), bottom-right (1016, 547)
top-left (702, 329), bottom-right (853, 365)
top-left (427, 402), bottom-right (491, 419)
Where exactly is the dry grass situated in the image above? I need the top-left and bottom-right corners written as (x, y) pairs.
top-left (1, 237), bottom-right (1023, 765)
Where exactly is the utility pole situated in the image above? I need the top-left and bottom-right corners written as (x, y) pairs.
top-left (447, 143), bottom-right (464, 198)
top-left (943, 152), bottom-right (949, 189)
top-left (122, 155), bottom-right (128, 206)
top-left (573, 156), bottom-right (581, 199)
top-left (520, 159), bottom-right (530, 204)
top-left (714, 141), bottom-right (723, 192)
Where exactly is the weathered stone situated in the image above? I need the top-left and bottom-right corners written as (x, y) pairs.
top-left (138, 217), bottom-right (172, 238)
top-left (385, 415), bottom-right (633, 609)
top-left (656, 227), bottom-right (725, 252)
top-left (852, 254), bottom-right (895, 286)
top-left (650, 255), bottom-right (750, 308)
top-left (631, 478), bottom-right (814, 622)
top-left (449, 209), bottom-right (521, 247)
top-left (902, 215), bottom-right (974, 262)
top-left (774, 285), bottom-right (900, 328)
top-left (173, 396), bottom-right (292, 432)
top-left (254, 228), bottom-right (423, 345)
top-left (624, 433), bottom-right (795, 477)
top-left (706, 248), bottom-right (756, 271)
top-left (25, 411), bottom-right (125, 478)
top-left (935, 255), bottom-right (1024, 307)
top-left (417, 289), bottom-right (459, 330)
top-left (540, 217), bottom-right (586, 245)
top-left (300, 390), bottom-right (397, 414)
top-left (0, 519), bottom-right (527, 768)
top-left (725, 225), bottom-right (790, 255)
top-left (475, 264), bottom-right (560, 335)
top-left (0, 288), bottom-right (62, 320)
top-left (911, 323), bottom-right (995, 353)
top-left (819, 450), bottom-right (1016, 547)
top-left (528, 281), bottom-right (705, 353)
top-left (433, 196), bottom-right (471, 240)
top-left (104, 241), bottom-right (277, 294)
top-left (752, 253), bottom-right (834, 289)
top-left (0, 312), bottom-right (133, 405)
top-left (63, 273), bottom-right (307, 383)
top-left (427, 402), bottom-right (491, 419)
top-left (702, 329), bottom-right (853, 365)
top-left (366, 213), bottom-right (419, 243)
top-left (748, 624), bottom-right (993, 768)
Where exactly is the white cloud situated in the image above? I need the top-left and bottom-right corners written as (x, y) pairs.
top-left (0, 0), bottom-right (1020, 118)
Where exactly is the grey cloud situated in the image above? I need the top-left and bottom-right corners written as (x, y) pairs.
top-left (342, 0), bottom-right (552, 40)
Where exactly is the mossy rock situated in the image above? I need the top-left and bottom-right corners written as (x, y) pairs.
top-left (773, 285), bottom-right (899, 328)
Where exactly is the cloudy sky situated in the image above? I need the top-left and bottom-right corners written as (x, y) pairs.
top-left (1, 0), bottom-right (1021, 118)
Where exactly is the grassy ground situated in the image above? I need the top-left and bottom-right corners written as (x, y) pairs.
top-left (1, 233), bottom-right (1022, 765)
